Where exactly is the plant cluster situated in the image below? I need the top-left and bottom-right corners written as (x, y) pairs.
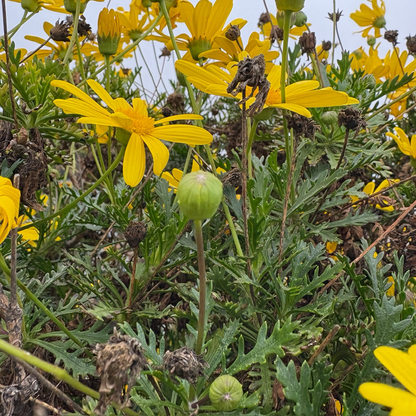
top-left (1, 0), bottom-right (416, 415)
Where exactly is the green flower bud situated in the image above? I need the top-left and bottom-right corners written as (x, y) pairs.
top-left (321, 111), bottom-right (338, 126)
top-left (177, 171), bottom-right (223, 221)
top-left (373, 15), bottom-right (386, 29)
top-left (64, 0), bottom-right (88, 14)
top-left (363, 74), bottom-right (376, 90)
top-left (367, 36), bottom-right (376, 47)
top-left (276, 0), bottom-right (305, 12)
top-left (210, 375), bottom-right (243, 412)
top-left (21, 0), bottom-right (41, 12)
top-left (142, 0), bottom-right (152, 6)
top-left (276, 10), bottom-right (296, 28)
top-left (294, 11), bottom-right (307, 27)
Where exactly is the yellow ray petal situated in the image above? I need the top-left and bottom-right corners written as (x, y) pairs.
top-left (123, 133), bottom-right (146, 187)
top-left (142, 135), bottom-right (170, 176)
top-left (214, 36), bottom-right (237, 57)
top-left (205, 0), bottom-right (232, 39)
top-left (132, 98), bottom-right (148, 116)
top-left (179, 1), bottom-right (195, 35)
top-left (53, 98), bottom-right (112, 120)
top-left (154, 114), bottom-right (203, 124)
top-left (87, 79), bottom-right (119, 111)
top-left (193, 0), bottom-right (211, 38)
top-left (153, 125), bottom-right (213, 145)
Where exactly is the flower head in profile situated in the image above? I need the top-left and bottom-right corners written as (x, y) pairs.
top-left (350, 179), bottom-right (398, 212)
top-left (117, 3), bottom-right (152, 42)
top-left (359, 345), bottom-right (416, 414)
top-left (387, 127), bottom-right (416, 166)
top-left (8, 0), bottom-right (58, 13)
top-left (50, 80), bottom-right (213, 187)
top-left (97, 8), bottom-right (121, 56)
top-left (0, 177), bottom-right (20, 245)
top-left (176, 56), bottom-right (359, 118)
top-left (350, 0), bottom-right (386, 38)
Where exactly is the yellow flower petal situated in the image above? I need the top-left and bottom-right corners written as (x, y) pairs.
top-left (142, 135), bottom-right (170, 176)
top-left (154, 114), bottom-right (203, 124)
top-left (153, 125), bottom-right (213, 145)
top-left (123, 133), bottom-right (146, 187)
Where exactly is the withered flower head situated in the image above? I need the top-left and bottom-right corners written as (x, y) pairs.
top-left (50, 19), bottom-right (71, 42)
top-left (406, 35), bottom-right (416, 54)
top-left (299, 32), bottom-right (316, 55)
top-left (226, 54), bottom-right (270, 117)
top-left (125, 221), bottom-right (147, 249)
top-left (94, 329), bottom-right (147, 416)
top-left (161, 106), bottom-right (174, 117)
top-left (163, 347), bottom-right (209, 384)
top-left (77, 15), bottom-right (92, 37)
top-left (384, 30), bottom-right (399, 45)
top-left (286, 113), bottom-right (318, 139)
top-left (337, 107), bottom-right (367, 131)
top-left (327, 9), bottom-right (343, 22)
top-left (225, 25), bottom-right (241, 42)
top-left (222, 167), bottom-right (242, 188)
top-left (167, 92), bottom-right (185, 113)
top-left (270, 25), bottom-right (284, 43)
top-left (322, 40), bottom-right (332, 51)
top-left (159, 46), bottom-right (171, 58)
top-left (258, 12), bottom-right (271, 26)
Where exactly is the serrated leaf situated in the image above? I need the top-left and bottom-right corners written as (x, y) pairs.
top-left (226, 320), bottom-right (299, 375)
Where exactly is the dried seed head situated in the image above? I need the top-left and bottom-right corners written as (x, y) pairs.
top-left (286, 113), bottom-right (318, 139)
top-left (125, 221), bottom-right (147, 248)
top-left (222, 167), bottom-right (242, 188)
top-left (161, 106), bottom-right (174, 117)
top-left (406, 35), bottom-right (416, 54)
top-left (94, 329), bottom-right (147, 416)
top-left (299, 31), bottom-right (316, 55)
top-left (322, 40), bottom-right (332, 51)
top-left (258, 12), bottom-right (270, 26)
top-left (163, 347), bottom-right (209, 384)
top-left (50, 19), bottom-right (71, 42)
top-left (327, 9), bottom-right (343, 22)
top-left (270, 25), bottom-right (284, 43)
top-left (337, 107), bottom-right (366, 131)
top-left (225, 24), bottom-right (241, 42)
top-left (384, 30), bottom-right (399, 45)
top-left (159, 46), bottom-right (171, 58)
top-left (167, 92), bottom-right (185, 113)
top-left (77, 15), bottom-right (92, 37)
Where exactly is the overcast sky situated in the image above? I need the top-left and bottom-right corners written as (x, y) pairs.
top-left (2, 0), bottom-right (415, 100)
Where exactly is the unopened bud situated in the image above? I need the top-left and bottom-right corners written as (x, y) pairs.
top-left (321, 111), bottom-right (338, 126)
top-left (177, 171), bottom-right (223, 221)
top-left (275, 0), bottom-right (305, 12)
top-left (294, 11), bottom-right (307, 27)
top-left (367, 36), bottom-right (376, 47)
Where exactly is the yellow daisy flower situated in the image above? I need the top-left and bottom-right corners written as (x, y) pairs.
top-left (0, 177), bottom-right (20, 245)
top-left (199, 32), bottom-right (279, 73)
top-left (50, 80), bottom-right (213, 187)
top-left (387, 127), bottom-right (416, 160)
top-left (350, 179), bottom-right (398, 212)
top-left (359, 345), bottom-right (416, 415)
top-left (176, 55), bottom-right (359, 118)
top-left (350, 0), bottom-right (386, 38)
top-left (117, 3), bottom-right (152, 42)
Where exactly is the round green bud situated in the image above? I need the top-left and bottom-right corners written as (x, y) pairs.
top-left (276, 0), bottom-right (305, 12)
top-left (367, 36), bottom-right (376, 47)
top-left (373, 15), bottom-right (386, 29)
top-left (294, 11), bottom-right (307, 27)
top-left (142, 0), bottom-right (152, 6)
top-left (177, 171), bottom-right (223, 221)
top-left (363, 74), bottom-right (376, 90)
top-left (321, 111), bottom-right (338, 126)
top-left (64, 0), bottom-right (88, 14)
top-left (209, 375), bottom-right (243, 412)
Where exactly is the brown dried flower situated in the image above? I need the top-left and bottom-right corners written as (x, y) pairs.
top-left (125, 221), bottom-right (147, 248)
top-left (94, 329), bottom-right (147, 416)
top-left (299, 32), bottom-right (316, 55)
top-left (321, 40), bottom-right (332, 51)
top-left (258, 12), bottom-right (270, 26)
top-left (327, 10), bottom-right (343, 22)
top-left (384, 30), bottom-right (399, 45)
top-left (286, 113), bottom-right (318, 139)
top-left (159, 46), bottom-right (171, 58)
top-left (270, 25), bottom-right (284, 43)
top-left (163, 347), bottom-right (208, 384)
top-left (337, 107), bottom-right (366, 131)
top-left (406, 35), bottom-right (416, 54)
top-left (225, 25), bottom-right (241, 42)
top-left (50, 20), bottom-right (71, 42)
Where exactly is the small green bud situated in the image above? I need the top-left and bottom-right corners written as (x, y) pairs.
top-left (276, 0), bottom-right (305, 12)
top-left (321, 111), bottom-right (338, 126)
top-left (363, 74), bottom-right (376, 90)
top-left (209, 375), bottom-right (243, 412)
top-left (142, 0), bottom-right (152, 6)
top-left (294, 11), bottom-right (307, 27)
top-left (367, 36), bottom-right (376, 47)
top-left (177, 171), bottom-right (223, 221)
top-left (64, 0), bottom-right (88, 14)
top-left (276, 10), bottom-right (296, 28)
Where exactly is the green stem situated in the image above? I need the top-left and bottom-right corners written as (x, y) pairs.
top-left (19, 145), bottom-right (126, 231)
top-left (331, 0), bottom-right (336, 66)
top-left (247, 118), bottom-right (259, 180)
top-left (194, 220), bottom-right (206, 356)
top-left (63, 0), bottom-right (81, 65)
top-left (105, 54), bottom-right (111, 92)
top-left (5, 11), bottom-right (33, 39)
top-left (280, 10), bottom-right (293, 104)
top-left (75, 34), bottom-right (86, 84)
top-left (0, 252), bottom-right (89, 355)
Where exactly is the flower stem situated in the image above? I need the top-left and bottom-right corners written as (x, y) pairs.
top-left (19, 145), bottom-right (126, 231)
top-left (280, 10), bottom-right (293, 104)
top-left (194, 220), bottom-right (206, 356)
top-left (247, 118), bottom-right (259, 179)
top-left (63, 0), bottom-right (81, 65)
top-left (331, 0), bottom-right (336, 66)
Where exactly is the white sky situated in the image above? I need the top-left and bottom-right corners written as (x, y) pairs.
top-left (1, 0), bottom-right (415, 99)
